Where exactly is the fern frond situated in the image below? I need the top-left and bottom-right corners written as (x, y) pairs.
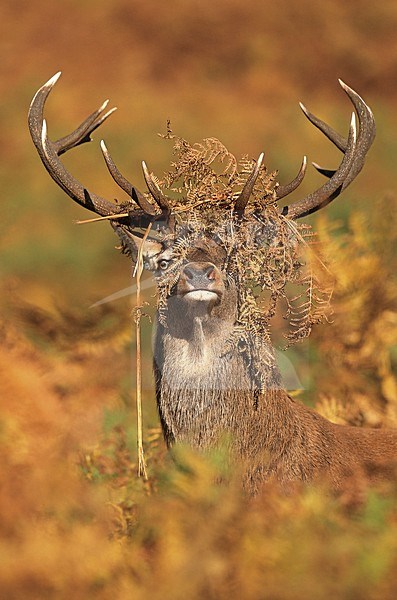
top-left (152, 130), bottom-right (334, 349)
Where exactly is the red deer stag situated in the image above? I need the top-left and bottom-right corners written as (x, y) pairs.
top-left (29, 73), bottom-right (397, 493)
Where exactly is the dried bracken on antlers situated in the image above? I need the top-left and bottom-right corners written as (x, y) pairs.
top-left (29, 74), bottom-right (374, 228)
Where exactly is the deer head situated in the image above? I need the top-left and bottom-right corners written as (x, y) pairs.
top-left (28, 73), bottom-right (376, 354)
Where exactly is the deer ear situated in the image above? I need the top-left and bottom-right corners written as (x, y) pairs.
top-left (114, 226), bottom-right (164, 268)
top-left (129, 233), bottom-right (162, 256)
top-left (128, 234), bottom-right (164, 270)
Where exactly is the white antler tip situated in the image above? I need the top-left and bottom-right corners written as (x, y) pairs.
top-left (339, 79), bottom-right (356, 98)
top-left (99, 99), bottom-right (110, 112)
top-left (100, 139), bottom-right (108, 153)
top-left (45, 71), bottom-right (62, 88)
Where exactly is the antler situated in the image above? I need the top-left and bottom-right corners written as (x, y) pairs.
top-left (100, 141), bottom-right (157, 216)
top-left (281, 80), bottom-right (376, 219)
top-left (275, 156), bottom-right (307, 200)
top-left (141, 161), bottom-right (172, 212)
top-left (29, 73), bottom-right (176, 235)
top-left (234, 153), bottom-right (265, 213)
top-left (29, 72), bottom-right (170, 223)
top-left (28, 72), bottom-right (127, 217)
top-left (30, 75), bottom-right (375, 229)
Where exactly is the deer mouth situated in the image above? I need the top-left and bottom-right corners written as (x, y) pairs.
top-left (183, 289), bottom-right (220, 302)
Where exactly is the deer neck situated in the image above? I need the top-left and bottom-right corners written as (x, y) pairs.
top-left (153, 292), bottom-right (288, 449)
top-left (163, 289), bottom-right (237, 349)
top-left (182, 316), bottom-right (216, 362)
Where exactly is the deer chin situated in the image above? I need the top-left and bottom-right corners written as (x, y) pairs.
top-left (183, 290), bottom-right (220, 302)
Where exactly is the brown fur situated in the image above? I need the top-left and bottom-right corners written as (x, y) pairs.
top-left (149, 242), bottom-right (397, 494)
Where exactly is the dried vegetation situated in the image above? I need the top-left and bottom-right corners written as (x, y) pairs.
top-left (147, 132), bottom-right (333, 366)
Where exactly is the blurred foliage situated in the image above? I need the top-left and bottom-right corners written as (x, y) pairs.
top-left (312, 198), bottom-right (397, 427)
top-left (1, 0), bottom-right (397, 597)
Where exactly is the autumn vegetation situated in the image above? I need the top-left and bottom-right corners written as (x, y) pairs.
top-left (1, 0), bottom-right (397, 598)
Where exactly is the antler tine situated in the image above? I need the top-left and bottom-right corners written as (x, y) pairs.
top-left (300, 80), bottom-right (376, 190)
top-left (275, 156), bottom-right (307, 200)
top-left (299, 101), bottom-right (347, 152)
top-left (335, 80), bottom-right (376, 188)
top-left (55, 101), bottom-right (117, 156)
top-left (100, 140), bottom-right (157, 216)
top-left (141, 161), bottom-right (171, 212)
top-left (283, 112), bottom-right (357, 219)
top-left (282, 81), bottom-right (375, 220)
top-left (28, 72), bottom-right (122, 217)
top-left (311, 163), bottom-right (335, 178)
top-left (234, 153), bottom-right (265, 213)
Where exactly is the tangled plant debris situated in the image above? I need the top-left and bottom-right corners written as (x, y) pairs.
top-left (121, 129), bottom-right (334, 358)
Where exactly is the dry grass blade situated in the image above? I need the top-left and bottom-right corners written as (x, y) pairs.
top-left (134, 222), bottom-right (152, 480)
top-left (75, 212), bottom-right (129, 224)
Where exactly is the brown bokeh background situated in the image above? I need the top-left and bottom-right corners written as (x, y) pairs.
top-left (1, 1), bottom-right (397, 598)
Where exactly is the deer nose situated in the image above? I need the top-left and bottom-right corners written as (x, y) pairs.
top-left (183, 263), bottom-right (216, 287)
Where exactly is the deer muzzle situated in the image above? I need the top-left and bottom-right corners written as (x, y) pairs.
top-left (178, 262), bottom-right (224, 302)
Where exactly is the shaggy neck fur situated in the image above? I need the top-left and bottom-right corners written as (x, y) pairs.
top-left (153, 291), bottom-right (397, 493)
top-left (154, 292), bottom-right (321, 483)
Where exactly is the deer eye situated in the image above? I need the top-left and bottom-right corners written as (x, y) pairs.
top-left (158, 259), bottom-right (170, 271)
